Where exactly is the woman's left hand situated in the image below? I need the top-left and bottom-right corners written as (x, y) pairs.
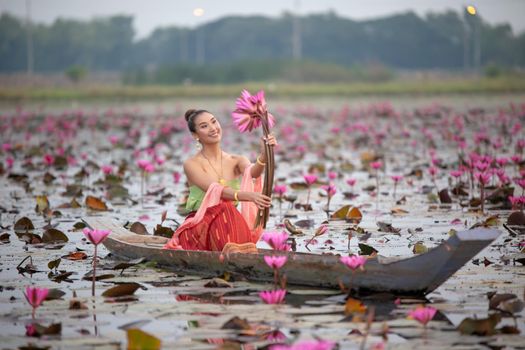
top-left (259, 134), bottom-right (278, 161)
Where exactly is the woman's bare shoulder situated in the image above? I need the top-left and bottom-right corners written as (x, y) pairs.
top-left (183, 155), bottom-right (201, 168)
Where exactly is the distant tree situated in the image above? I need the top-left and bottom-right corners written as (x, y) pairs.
top-left (65, 65), bottom-right (87, 83)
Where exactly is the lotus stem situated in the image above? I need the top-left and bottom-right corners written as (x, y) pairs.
top-left (92, 244), bottom-right (97, 297)
top-left (255, 112), bottom-right (275, 229)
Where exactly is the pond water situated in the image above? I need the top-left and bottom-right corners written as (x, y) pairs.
top-left (0, 94), bottom-right (524, 349)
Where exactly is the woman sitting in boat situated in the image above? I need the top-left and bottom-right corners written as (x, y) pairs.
top-left (164, 109), bottom-right (276, 252)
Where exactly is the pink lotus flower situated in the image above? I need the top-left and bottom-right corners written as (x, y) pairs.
top-left (496, 157), bottom-right (509, 167)
top-left (370, 161), bottom-right (382, 170)
top-left (391, 175), bottom-right (403, 183)
top-left (173, 171), bottom-right (181, 184)
top-left (304, 174), bottom-right (317, 186)
top-left (82, 228), bottom-right (111, 245)
top-left (101, 165), bottom-right (113, 175)
top-left (516, 178), bottom-right (525, 190)
top-left (321, 184), bottom-right (337, 197)
top-left (474, 172), bottom-right (491, 185)
top-left (264, 255), bottom-right (288, 269)
top-left (136, 159), bottom-right (151, 170)
top-left (43, 154), bottom-right (55, 166)
top-left (408, 305), bottom-right (437, 326)
top-left (108, 135), bottom-right (119, 146)
top-left (474, 161), bottom-right (490, 172)
top-left (24, 286), bottom-right (49, 310)
top-left (428, 166), bottom-right (438, 177)
top-left (6, 156), bottom-right (14, 168)
top-left (346, 178), bottom-right (356, 187)
top-left (262, 231), bottom-right (290, 251)
top-left (25, 323), bottom-right (38, 337)
top-left (232, 89), bottom-right (275, 133)
top-left (274, 184), bottom-right (287, 196)
top-left (1, 142), bottom-right (11, 152)
top-left (340, 255), bottom-right (367, 271)
top-left (328, 171), bottom-right (338, 180)
top-left (259, 289), bottom-right (286, 304)
top-left (265, 330), bottom-right (287, 342)
top-left (450, 170), bottom-right (463, 178)
top-left (270, 340), bottom-right (336, 350)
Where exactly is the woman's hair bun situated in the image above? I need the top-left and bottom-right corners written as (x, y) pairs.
top-left (185, 109), bottom-right (197, 122)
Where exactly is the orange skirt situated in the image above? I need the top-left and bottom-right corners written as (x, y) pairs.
top-left (165, 201), bottom-right (254, 251)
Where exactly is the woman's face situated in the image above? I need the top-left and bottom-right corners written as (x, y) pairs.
top-left (193, 112), bottom-right (222, 144)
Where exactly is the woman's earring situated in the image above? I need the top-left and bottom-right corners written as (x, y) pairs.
top-left (195, 138), bottom-right (202, 151)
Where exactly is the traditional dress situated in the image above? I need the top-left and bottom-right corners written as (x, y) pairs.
top-left (163, 165), bottom-right (263, 251)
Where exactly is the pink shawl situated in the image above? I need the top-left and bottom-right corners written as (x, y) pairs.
top-left (163, 164), bottom-right (263, 249)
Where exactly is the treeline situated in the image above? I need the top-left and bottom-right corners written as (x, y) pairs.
top-left (1, 10), bottom-right (524, 76)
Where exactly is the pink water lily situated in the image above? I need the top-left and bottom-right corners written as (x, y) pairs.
top-left (262, 231), bottom-right (290, 251)
top-left (273, 184), bottom-right (287, 196)
top-left (232, 89), bottom-right (275, 133)
top-left (264, 255), bottom-right (288, 269)
top-left (408, 305), bottom-right (437, 326)
top-left (24, 286), bottom-right (49, 319)
top-left (340, 255), bottom-right (367, 271)
top-left (83, 228), bottom-right (111, 297)
top-left (391, 175), bottom-right (403, 183)
top-left (101, 165), bottom-right (113, 175)
top-left (259, 289), bottom-right (286, 304)
top-left (321, 184), bottom-right (337, 197)
top-left (82, 228), bottom-right (111, 245)
top-left (370, 161), bottom-right (382, 170)
top-left (304, 174), bottom-right (317, 186)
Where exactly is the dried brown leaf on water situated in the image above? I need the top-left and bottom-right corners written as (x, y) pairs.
top-left (391, 207), bottom-right (409, 215)
top-left (294, 219), bottom-right (315, 228)
top-left (377, 222), bottom-right (401, 234)
top-left (153, 224), bottom-right (173, 238)
top-left (47, 258), bottom-right (61, 270)
top-left (470, 215), bottom-right (499, 229)
top-left (127, 328), bottom-right (161, 350)
top-left (42, 228), bottom-right (69, 243)
top-left (457, 313), bottom-right (501, 336)
top-left (62, 251), bottom-right (87, 260)
top-left (412, 242), bottom-right (428, 254)
top-left (14, 216), bottom-right (34, 231)
top-left (204, 278), bottom-right (232, 288)
top-left (28, 323), bottom-right (62, 337)
top-left (331, 205), bottom-right (362, 223)
top-left (130, 221), bottom-right (148, 235)
top-left (48, 271), bottom-right (75, 283)
top-left (438, 189), bottom-right (452, 204)
top-left (85, 195), bottom-right (108, 211)
top-left (344, 298), bottom-right (367, 316)
top-left (0, 232), bottom-right (10, 244)
top-left (46, 288), bottom-right (66, 300)
top-left (359, 243), bottom-right (378, 256)
top-left (221, 316), bottom-right (252, 330)
top-left (507, 211), bottom-right (525, 226)
top-left (43, 172), bottom-right (56, 185)
top-left (102, 283), bottom-right (141, 298)
top-left (110, 257), bottom-right (148, 272)
top-left (284, 219), bottom-right (303, 235)
top-left (488, 292), bottom-right (525, 314)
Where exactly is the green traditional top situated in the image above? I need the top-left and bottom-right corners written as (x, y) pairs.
top-left (186, 178), bottom-right (241, 212)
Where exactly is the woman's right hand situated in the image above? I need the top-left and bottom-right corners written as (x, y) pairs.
top-left (246, 192), bottom-right (272, 209)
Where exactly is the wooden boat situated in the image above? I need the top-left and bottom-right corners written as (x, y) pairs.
top-left (84, 217), bottom-right (500, 295)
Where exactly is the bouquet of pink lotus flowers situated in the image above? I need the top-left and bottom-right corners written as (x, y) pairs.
top-left (232, 89), bottom-right (276, 228)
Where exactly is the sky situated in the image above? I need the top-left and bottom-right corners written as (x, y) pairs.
top-left (1, 0), bottom-right (524, 38)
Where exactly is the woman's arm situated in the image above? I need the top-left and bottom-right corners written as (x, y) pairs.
top-left (185, 159), bottom-right (272, 209)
